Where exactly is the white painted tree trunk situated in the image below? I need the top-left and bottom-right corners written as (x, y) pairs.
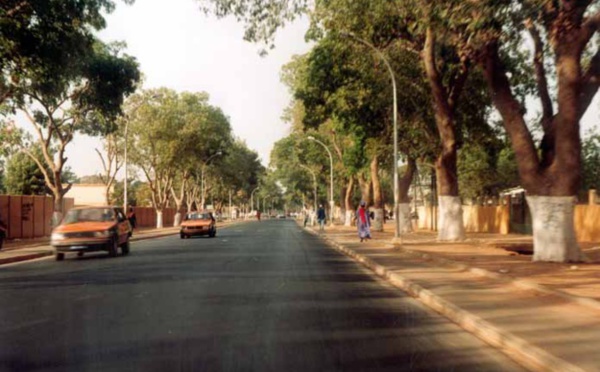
top-left (526, 196), bottom-right (585, 262)
top-left (398, 203), bottom-right (413, 233)
top-left (372, 208), bottom-right (384, 232)
top-left (51, 211), bottom-right (63, 228)
top-left (173, 212), bottom-right (182, 227)
top-left (344, 210), bottom-right (354, 226)
top-left (437, 196), bottom-right (465, 241)
top-left (156, 210), bottom-right (164, 229)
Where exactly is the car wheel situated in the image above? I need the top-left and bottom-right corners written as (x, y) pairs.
top-left (77, 252), bottom-right (84, 257)
top-left (180, 233), bottom-right (185, 239)
top-left (56, 253), bottom-right (65, 261)
top-left (121, 240), bottom-right (130, 255)
top-left (108, 237), bottom-right (119, 257)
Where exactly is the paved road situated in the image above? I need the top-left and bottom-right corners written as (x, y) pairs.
top-left (0, 220), bottom-right (524, 371)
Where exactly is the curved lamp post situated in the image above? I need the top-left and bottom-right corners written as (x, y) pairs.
top-left (307, 136), bottom-right (334, 226)
top-left (201, 151), bottom-right (222, 210)
top-left (341, 31), bottom-right (400, 241)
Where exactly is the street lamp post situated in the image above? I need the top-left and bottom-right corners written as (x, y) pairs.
top-left (307, 136), bottom-right (334, 226)
top-left (201, 151), bottom-right (222, 210)
top-left (341, 31), bottom-right (400, 241)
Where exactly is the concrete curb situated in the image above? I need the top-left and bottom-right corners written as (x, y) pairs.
top-left (304, 227), bottom-right (584, 372)
top-left (0, 251), bottom-right (54, 266)
top-left (392, 245), bottom-right (600, 314)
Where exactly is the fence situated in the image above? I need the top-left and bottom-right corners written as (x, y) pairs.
top-left (416, 200), bottom-right (600, 242)
top-left (0, 195), bottom-right (75, 239)
top-left (132, 207), bottom-right (179, 228)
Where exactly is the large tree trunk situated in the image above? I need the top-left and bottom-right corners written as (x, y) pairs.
top-left (423, 27), bottom-right (466, 241)
top-left (527, 196), bottom-right (583, 262)
top-left (435, 153), bottom-right (465, 240)
top-left (156, 210), bottom-right (163, 229)
top-left (51, 173), bottom-right (68, 227)
top-left (173, 201), bottom-right (183, 227)
top-left (370, 155), bottom-right (384, 232)
top-left (357, 174), bottom-right (371, 206)
top-left (482, 38), bottom-right (585, 262)
top-left (399, 158), bottom-right (417, 233)
top-left (344, 177), bottom-right (355, 226)
top-left (52, 192), bottom-right (64, 227)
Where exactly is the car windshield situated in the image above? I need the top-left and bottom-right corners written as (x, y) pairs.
top-left (62, 208), bottom-right (116, 224)
top-left (186, 213), bottom-right (211, 221)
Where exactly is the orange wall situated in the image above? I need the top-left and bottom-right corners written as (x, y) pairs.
top-left (463, 205), bottom-right (510, 234)
top-left (0, 195), bottom-right (75, 239)
top-left (575, 204), bottom-right (600, 242)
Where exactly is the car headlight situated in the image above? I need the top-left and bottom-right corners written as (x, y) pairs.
top-left (93, 230), bottom-right (111, 238)
top-left (51, 233), bottom-right (65, 241)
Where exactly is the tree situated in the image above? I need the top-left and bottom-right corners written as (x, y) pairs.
top-left (7, 41), bottom-right (139, 222)
top-left (96, 127), bottom-right (124, 205)
top-left (128, 89), bottom-right (233, 228)
top-left (4, 147), bottom-right (48, 195)
top-left (1, 0), bottom-right (134, 105)
top-left (473, 1), bottom-right (600, 262)
top-left (581, 127), bottom-right (600, 194)
top-left (212, 138), bottom-right (264, 215)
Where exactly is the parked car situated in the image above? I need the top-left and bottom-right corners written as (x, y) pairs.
top-left (180, 211), bottom-right (216, 239)
top-left (51, 206), bottom-right (132, 261)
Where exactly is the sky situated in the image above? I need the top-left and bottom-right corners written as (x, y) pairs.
top-left (11, 1), bottom-right (600, 179)
top-left (40, 0), bottom-right (312, 178)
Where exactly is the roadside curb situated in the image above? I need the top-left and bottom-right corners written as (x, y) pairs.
top-left (0, 251), bottom-right (54, 266)
top-left (304, 227), bottom-right (584, 372)
top-left (392, 245), bottom-right (600, 314)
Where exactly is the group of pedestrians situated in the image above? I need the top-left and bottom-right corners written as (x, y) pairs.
top-left (310, 201), bottom-right (372, 242)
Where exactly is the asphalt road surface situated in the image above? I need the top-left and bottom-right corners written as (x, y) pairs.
top-left (0, 220), bottom-right (525, 372)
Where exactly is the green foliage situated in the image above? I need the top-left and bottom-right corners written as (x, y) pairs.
top-left (496, 145), bottom-right (520, 191)
top-left (0, 0), bottom-right (135, 106)
top-left (4, 148), bottom-right (48, 195)
top-left (112, 179), bottom-right (145, 207)
top-left (582, 128), bottom-right (600, 191)
top-left (457, 144), bottom-right (495, 199)
top-left (197, 0), bottom-right (308, 52)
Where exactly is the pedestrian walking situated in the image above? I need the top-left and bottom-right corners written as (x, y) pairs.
top-left (127, 207), bottom-right (137, 230)
top-left (0, 215), bottom-right (6, 251)
top-left (303, 210), bottom-right (309, 227)
top-left (317, 204), bottom-right (326, 231)
top-left (257, 210), bottom-right (261, 222)
top-left (356, 201), bottom-right (371, 242)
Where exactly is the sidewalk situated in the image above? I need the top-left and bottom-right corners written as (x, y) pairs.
top-left (0, 220), bottom-right (244, 266)
top-left (306, 221), bottom-right (600, 372)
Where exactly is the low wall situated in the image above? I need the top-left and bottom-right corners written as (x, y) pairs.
top-left (132, 207), bottom-right (179, 228)
top-left (463, 205), bottom-right (510, 234)
top-left (0, 195), bottom-right (75, 239)
top-left (575, 204), bottom-right (600, 242)
top-left (416, 203), bottom-right (599, 242)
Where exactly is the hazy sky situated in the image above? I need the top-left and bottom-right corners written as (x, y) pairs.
top-left (13, 1), bottom-right (599, 179)
top-left (52, 0), bottom-right (311, 178)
